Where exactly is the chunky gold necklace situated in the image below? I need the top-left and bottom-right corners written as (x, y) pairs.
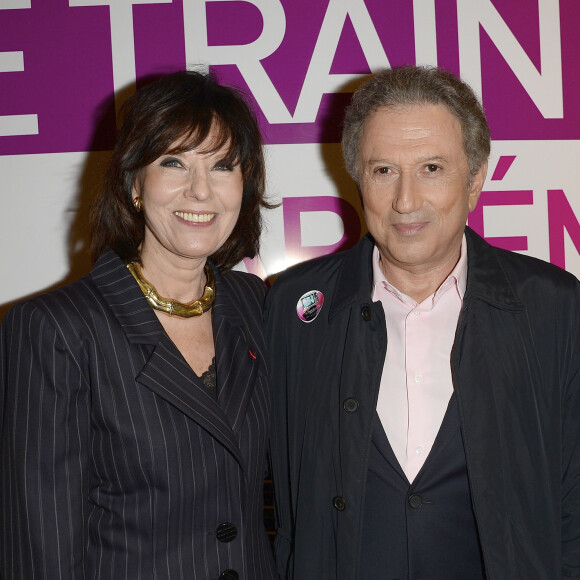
top-left (127, 261), bottom-right (215, 317)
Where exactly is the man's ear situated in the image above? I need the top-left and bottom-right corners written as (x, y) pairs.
top-left (467, 159), bottom-right (488, 212)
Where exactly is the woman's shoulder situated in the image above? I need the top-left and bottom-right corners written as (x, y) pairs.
top-left (6, 249), bottom-right (139, 331)
top-left (0, 276), bottom-right (104, 372)
top-left (3, 275), bottom-right (100, 331)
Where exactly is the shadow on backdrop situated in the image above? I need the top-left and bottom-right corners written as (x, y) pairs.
top-left (0, 83), bottom-right (128, 323)
top-left (318, 74), bottom-right (372, 208)
top-left (265, 74), bottom-right (372, 286)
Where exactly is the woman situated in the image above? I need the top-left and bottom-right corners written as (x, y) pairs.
top-left (0, 70), bottom-right (277, 580)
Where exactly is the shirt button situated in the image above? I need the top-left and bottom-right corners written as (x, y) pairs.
top-left (415, 445), bottom-right (424, 455)
top-left (216, 522), bottom-right (237, 543)
top-left (361, 305), bottom-right (371, 321)
top-left (413, 310), bottom-right (421, 317)
top-left (408, 494), bottom-right (423, 509)
top-left (343, 398), bottom-right (359, 413)
top-left (414, 374), bottom-right (423, 383)
top-left (333, 496), bottom-right (347, 511)
top-left (219, 570), bottom-right (239, 580)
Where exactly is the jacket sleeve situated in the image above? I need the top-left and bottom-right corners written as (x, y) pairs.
top-left (562, 284), bottom-right (580, 577)
top-left (0, 301), bottom-right (90, 579)
top-left (264, 287), bottom-right (294, 579)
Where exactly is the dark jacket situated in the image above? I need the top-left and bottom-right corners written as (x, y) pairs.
top-left (265, 228), bottom-right (580, 579)
top-left (0, 249), bottom-right (277, 580)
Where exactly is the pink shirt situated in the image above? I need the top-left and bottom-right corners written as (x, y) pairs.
top-left (372, 237), bottom-right (467, 483)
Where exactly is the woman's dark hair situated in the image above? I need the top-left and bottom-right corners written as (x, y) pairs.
top-left (90, 70), bottom-right (268, 270)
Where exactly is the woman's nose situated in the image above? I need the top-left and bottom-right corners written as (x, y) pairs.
top-left (185, 171), bottom-right (211, 200)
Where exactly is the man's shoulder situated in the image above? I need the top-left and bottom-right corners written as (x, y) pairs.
top-left (271, 236), bottom-right (372, 293)
top-left (276, 251), bottom-right (346, 286)
top-left (467, 228), bottom-right (580, 299)
top-left (481, 237), bottom-right (576, 284)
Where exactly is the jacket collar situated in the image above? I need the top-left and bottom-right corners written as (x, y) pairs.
top-left (329, 228), bottom-right (523, 319)
top-left (90, 248), bottom-right (164, 344)
top-left (90, 249), bottom-right (252, 342)
top-left (463, 227), bottom-right (524, 311)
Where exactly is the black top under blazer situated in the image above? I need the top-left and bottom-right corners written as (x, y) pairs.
top-left (0, 249), bottom-right (277, 580)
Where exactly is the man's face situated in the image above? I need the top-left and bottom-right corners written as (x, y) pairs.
top-left (358, 103), bottom-right (487, 280)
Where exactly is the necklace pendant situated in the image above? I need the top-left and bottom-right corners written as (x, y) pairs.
top-left (127, 261), bottom-right (216, 318)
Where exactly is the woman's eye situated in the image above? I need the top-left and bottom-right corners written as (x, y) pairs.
top-left (425, 164), bottom-right (440, 173)
top-left (213, 163), bottom-right (235, 172)
top-left (160, 157), bottom-right (181, 168)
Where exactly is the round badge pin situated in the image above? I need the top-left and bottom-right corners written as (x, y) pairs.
top-left (296, 290), bottom-right (324, 323)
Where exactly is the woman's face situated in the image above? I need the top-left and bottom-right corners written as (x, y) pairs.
top-left (134, 135), bottom-right (244, 265)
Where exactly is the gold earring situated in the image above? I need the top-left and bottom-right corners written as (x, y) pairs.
top-left (133, 197), bottom-right (143, 212)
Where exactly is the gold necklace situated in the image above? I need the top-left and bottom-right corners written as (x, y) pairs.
top-left (127, 261), bottom-right (215, 318)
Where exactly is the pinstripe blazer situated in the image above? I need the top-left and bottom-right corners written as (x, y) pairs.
top-left (0, 249), bottom-right (277, 580)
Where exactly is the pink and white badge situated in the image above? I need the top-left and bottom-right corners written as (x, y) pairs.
top-left (296, 290), bottom-right (324, 323)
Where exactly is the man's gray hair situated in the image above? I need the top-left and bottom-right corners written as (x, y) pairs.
top-left (342, 66), bottom-right (491, 184)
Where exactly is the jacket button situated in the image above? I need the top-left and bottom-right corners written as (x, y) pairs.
top-left (361, 305), bottom-right (371, 321)
top-left (216, 522), bottom-right (237, 542)
top-left (333, 496), bottom-right (346, 511)
top-left (219, 570), bottom-right (239, 580)
top-left (408, 494), bottom-right (423, 509)
top-left (343, 398), bottom-right (359, 413)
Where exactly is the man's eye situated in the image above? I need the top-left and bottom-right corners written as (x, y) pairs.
top-left (376, 166), bottom-right (391, 174)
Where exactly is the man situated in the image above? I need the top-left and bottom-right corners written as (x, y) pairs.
top-left (265, 66), bottom-right (580, 579)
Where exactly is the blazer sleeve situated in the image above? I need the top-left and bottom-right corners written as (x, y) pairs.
top-left (562, 283), bottom-right (580, 577)
top-left (0, 300), bottom-right (91, 579)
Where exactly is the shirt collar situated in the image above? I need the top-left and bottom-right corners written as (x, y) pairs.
top-left (372, 235), bottom-right (468, 305)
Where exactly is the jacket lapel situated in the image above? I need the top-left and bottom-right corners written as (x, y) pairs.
top-left (91, 250), bottom-right (244, 465)
top-left (371, 412), bottom-right (407, 480)
top-left (212, 267), bottom-right (261, 435)
top-left (328, 234), bottom-right (376, 321)
top-left (137, 336), bottom-right (244, 465)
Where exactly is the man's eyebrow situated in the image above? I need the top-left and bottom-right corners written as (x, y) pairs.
top-left (419, 155), bottom-right (448, 163)
top-left (365, 155), bottom-right (449, 165)
top-left (365, 158), bottom-right (395, 166)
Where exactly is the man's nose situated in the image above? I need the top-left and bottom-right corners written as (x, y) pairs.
top-left (392, 173), bottom-right (422, 213)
